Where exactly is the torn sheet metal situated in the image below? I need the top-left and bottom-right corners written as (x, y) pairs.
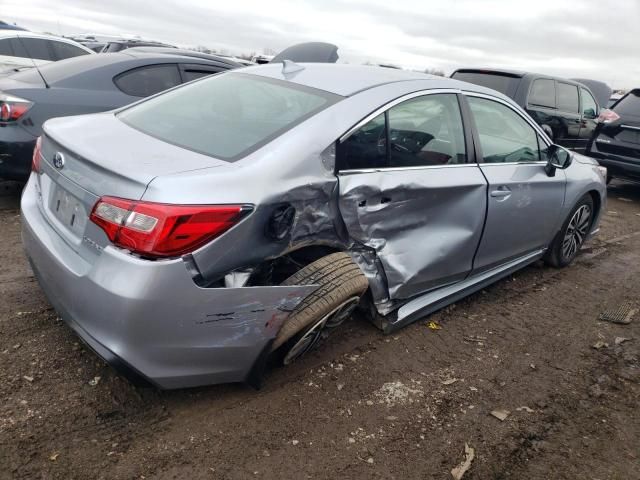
top-left (338, 166), bottom-right (487, 300)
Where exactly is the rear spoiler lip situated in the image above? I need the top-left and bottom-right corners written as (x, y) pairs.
top-left (451, 68), bottom-right (525, 79)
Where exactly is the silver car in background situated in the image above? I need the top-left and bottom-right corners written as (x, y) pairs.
top-left (21, 63), bottom-right (607, 389)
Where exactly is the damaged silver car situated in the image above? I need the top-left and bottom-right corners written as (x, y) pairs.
top-left (21, 63), bottom-right (607, 389)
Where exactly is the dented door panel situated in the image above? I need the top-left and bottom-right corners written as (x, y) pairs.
top-left (338, 165), bottom-right (487, 300)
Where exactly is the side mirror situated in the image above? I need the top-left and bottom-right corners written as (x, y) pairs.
top-left (583, 108), bottom-right (597, 120)
top-left (545, 145), bottom-right (572, 177)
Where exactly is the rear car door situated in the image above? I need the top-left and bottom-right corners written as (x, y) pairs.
top-left (337, 92), bottom-right (488, 300)
top-left (465, 94), bottom-right (566, 272)
top-left (555, 82), bottom-right (582, 150)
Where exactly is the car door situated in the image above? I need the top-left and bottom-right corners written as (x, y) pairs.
top-left (555, 82), bottom-right (582, 150)
top-left (578, 86), bottom-right (599, 148)
top-left (464, 94), bottom-right (566, 273)
top-left (337, 92), bottom-right (488, 300)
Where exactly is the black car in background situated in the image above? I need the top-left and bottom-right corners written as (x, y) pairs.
top-left (451, 69), bottom-right (600, 153)
top-left (586, 89), bottom-right (640, 183)
top-left (0, 48), bottom-right (239, 180)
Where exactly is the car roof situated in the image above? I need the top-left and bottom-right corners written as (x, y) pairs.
top-left (242, 63), bottom-right (507, 98)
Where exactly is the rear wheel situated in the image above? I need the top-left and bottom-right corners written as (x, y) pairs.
top-left (544, 194), bottom-right (594, 268)
top-left (273, 252), bottom-right (368, 364)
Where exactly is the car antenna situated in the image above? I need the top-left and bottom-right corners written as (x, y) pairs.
top-left (282, 59), bottom-right (305, 74)
top-left (16, 34), bottom-right (50, 89)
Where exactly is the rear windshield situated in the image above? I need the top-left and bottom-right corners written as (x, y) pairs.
top-left (118, 72), bottom-right (341, 161)
top-left (9, 53), bottom-right (117, 85)
top-left (451, 71), bottom-right (521, 97)
top-left (612, 90), bottom-right (640, 117)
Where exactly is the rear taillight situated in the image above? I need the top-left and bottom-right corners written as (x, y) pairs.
top-left (597, 109), bottom-right (620, 124)
top-left (31, 136), bottom-right (42, 173)
top-left (90, 196), bottom-right (248, 258)
top-left (0, 93), bottom-right (33, 122)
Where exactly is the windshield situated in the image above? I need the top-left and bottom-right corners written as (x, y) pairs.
top-left (118, 72), bottom-right (341, 161)
top-left (452, 71), bottom-right (521, 97)
top-left (612, 90), bottom-right (640, 117)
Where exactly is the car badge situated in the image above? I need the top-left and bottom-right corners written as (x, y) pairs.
top-left (53, 152), bottom-right (65, 169)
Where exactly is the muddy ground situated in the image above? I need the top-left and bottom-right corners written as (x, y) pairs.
top-left (0, 180), bottom-right (639, 480)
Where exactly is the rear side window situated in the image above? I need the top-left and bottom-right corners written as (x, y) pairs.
top-left (557, 83), bottom-right (579, 113)
top-left (9, 39), bottom-right (28, 57)
top-left (613, 91), bottom-right (640, 116)
top-left (114, 64), bottom-right (182, 97)
top-left (468, 96), bottom-right (540, 163)
top-left (51, 41), bottom-right (90, 60)
top-left (179, 64), bottom-right (224, 82)
top-left (529, 79), bottom-right (556, 108)
top-left (19, 38), bottom-right (55, 61)
top-left (451, 71), bottom-right (520, 97)
top-left (388, 94), bottom-right (466, 167)
top-left (119, 72), bottom-right (340, 161)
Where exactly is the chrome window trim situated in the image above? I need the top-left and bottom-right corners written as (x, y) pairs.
top-left (338, 88), bottom-right (463, 143)
top-left (338, 163), bottom-right (478, 175)
top-left (621, 124), bottom-right (640, 132)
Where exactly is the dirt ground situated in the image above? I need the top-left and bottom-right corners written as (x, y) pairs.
top-left (1, 180), bottom-right (639, 480)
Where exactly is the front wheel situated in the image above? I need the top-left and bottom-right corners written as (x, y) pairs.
top-left (544, 194), bottom-right (594, 268)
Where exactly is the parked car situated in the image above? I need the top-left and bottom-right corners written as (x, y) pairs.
top-left (0, 31), bottom-right (93, 74)
top-left (21, 64), bottom-right (607, 388)
top-left (100, 39), bottom-right (175, 53)
top-left (451, 69), bottom-right (600, 153)
top-left (0, 21), bottom-right (27, 31)
top-left (0, 48), bottom-right (240, 180)
top-left (586, 89), bottom-right (640, 182)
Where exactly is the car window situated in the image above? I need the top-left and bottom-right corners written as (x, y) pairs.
top-left (180, 65), bottom-right (224, 82)
top-left (529, 79), bottom-right (556, 108)
top-left (19, 38), bottom-right (55, 61)
top-left (557, 82), bottom-right (579, 113)
top-left (580, 87), bottom-right (598, 118)
top-left (612, 90), bottom-right (640, 116)
top-left (9, 38), bottom-right (28, 57)
top-left (451, 71), bottom-right (521, 98)
top-left (388, 94), bottom-right (466, 167)
top-left (0, 38), bottom-right (12, 56)
top-left (119, 72), bottom-right (340, 161)
top-left (337, 113), bottom-right (387, 170)
top-left (468, 96), bottom-right (540, 163)
top-left (114, 64), bottom-right (182, 97)
top-left (51, 41), bottom-right (90, 60)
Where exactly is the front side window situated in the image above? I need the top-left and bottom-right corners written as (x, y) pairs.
top-left (180, 64), bottom-right (224, 82)
top-left (19, 38), bottom-right (54, 61)
top-left (388, 94), bottom-right (466, 167)
top-left (468, 96), bottom-right (540, 163)
top-left (0, 39), bottom-right (12, 56)
top-left (557, 83), bottom-right (579, 113)
top-left (529, 79), bottom-right (556, 108)
top-left (119, 72), bottom-right (340, 161)
top-left (114, 64), bottom-right (182, 97)
top-left (336, 113), bottom-right (387, 170)
top-left (580, 87), bottom-right (598, 118)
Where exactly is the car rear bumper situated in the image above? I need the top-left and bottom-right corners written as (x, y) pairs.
top-left (587, 141), bottom-right (640, 180)
top-left (21, 176), bottom-right (316, 389)
top-left (0, 125), bottom-right (37, 181)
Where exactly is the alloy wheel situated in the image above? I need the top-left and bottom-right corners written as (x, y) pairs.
top-left (561, 204), bottom-right (592, 261)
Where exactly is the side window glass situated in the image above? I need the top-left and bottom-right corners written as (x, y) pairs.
top-left (180, 65), bottom-right (223, 82)
top-left (0, 39), bottom-right (13, 56)
top-left (529, 79), bottom-right (556, 108)
top-left (580, 87), bottom-right (598, 119)
top-left (336, 113), bottom-right (387, 170)
top-left (51, 41), bottom-right (90, 60)
top-left (19, 38), bottom-right (54, 61)
top-left (114, 64), bottom-right (182, 97)
top-left (557, 83), bottom-right (579, 113)
top-left (9, 39), bottom-right (28, 57)
top-left (468, 96), bottom-right (540, 163)
top-left (388, 93), bottom-right (466, 166)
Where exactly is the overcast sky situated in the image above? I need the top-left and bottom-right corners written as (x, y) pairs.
top-left (3, 0), bottom-right (639, 88)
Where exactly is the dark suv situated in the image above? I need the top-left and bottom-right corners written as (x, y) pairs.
top-left (451, 69), bottom-right (600, 153)
top-left (586, 89), bottom-right (640, 182)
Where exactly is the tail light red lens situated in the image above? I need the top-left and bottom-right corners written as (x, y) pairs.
top-left (90, 196), bottom-right (249, 258)
top-left (597, 109), bottom-right (620, 124)
top-left (0, 93), bottom-right (33, 122)
top-left (31, 136), bottom-right (42, 173)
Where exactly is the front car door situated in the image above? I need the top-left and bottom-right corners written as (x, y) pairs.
top-left (555, 81), bottom-right (582, 150)
top-left (337, 92), bottom-right (487, 300)
top-left (464, 94), bottom-right (566, 272)
top-left (578, 86), bottom-right (599, 149)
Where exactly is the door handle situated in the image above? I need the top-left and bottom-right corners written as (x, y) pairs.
top-left (490, 187), bottom-right (511, 198)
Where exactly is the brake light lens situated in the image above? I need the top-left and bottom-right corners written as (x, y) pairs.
top-left (0, 93), bottom-right (33, 122)
top-left (31, 136), bottom-right (42, 173)
top-left (597, 109), bottom-right (620, 124)
top-left (90, 196), bottom-right (248, 258)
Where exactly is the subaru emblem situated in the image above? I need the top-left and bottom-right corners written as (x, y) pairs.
top-left (53, 152), bottom-right (65, 169)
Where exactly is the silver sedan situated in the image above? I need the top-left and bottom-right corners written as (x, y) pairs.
top-left (21, 63), bottom-right (607, 388)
